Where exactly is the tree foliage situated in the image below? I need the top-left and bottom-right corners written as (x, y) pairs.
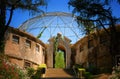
top-left (68, 0), bottom-right (120, 34)
top-left (55, 50), bottom-right (65, 68)
top-left (0, 54), bottom-right (27, 79)
top-left (0, 0), bottom-right (47, 53)
top-left (68, 0), bottom-right (120, 66)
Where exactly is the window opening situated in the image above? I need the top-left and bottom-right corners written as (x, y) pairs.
top-left (26, 40), bottom-right (31, 48)
top-left (88, 39), bottom-right (93, 48)
top-left (79, 45), bottom-right (84, 52)
top-left (24, 61), bottom-right (31, 68)
top-left (12, 35), bottom-right (19, 44)
top-left (36, 44), bottom-right (39, 52)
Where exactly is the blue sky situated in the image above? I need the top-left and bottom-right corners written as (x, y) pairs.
top-left (7, 0), bottom-right (72, 28)
top-left (6, 0), bottom-right (120, 43)
top-left (6, 0), bottom-right (120, 28)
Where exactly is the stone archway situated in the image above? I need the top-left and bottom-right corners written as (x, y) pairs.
top-left (46, 33), bottom-right (72, 68)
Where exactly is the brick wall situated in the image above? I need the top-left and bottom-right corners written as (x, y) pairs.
top-left (4, 27), bottom-right (46, 69)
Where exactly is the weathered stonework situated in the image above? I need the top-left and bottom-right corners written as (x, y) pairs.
top-left (5, 27), bottom-right (46, 69)
top-left (72, 25), bottom-right (120, 71)
top-left (4, 25), bottom-right (120, 70)
top-left (46, 33), bottom-right (71, 68)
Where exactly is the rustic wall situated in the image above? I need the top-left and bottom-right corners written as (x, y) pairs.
top-left (4, 25), bottom-right (120, 70)
top-left (72, 31), bottom-right (113, 69)
top-left (4, 27), bottom-right (46, 69)
top-left (73, 36), bottom-right (88, 65)
top-left (9, 57), bottom-right (24, 68)
top-left (47, 33), bottom-right (71, 68)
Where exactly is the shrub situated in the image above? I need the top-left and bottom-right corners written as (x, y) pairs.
top-left (27, 67), bottom-right (35, 78)
top-left (55, 51), bottom-right (65, 68)
top-left (31, 67), bottom-right (42, 79)
top-left (84, 72), bottom-right (93, 79)
top-left (0, 54), bottom-right (27, 79)
top-left (86, 64), bottom-right (99, 75)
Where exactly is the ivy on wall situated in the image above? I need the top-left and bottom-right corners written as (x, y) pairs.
top-left (53, 34), bottom-right (65, 68)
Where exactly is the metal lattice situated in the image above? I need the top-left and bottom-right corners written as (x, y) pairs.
top-left (19, 12), bottom-right (83, 43)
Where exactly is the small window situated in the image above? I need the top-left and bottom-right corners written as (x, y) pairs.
top-left (88, 39), bottom-right (93, 48)
top-left (36, 44), bottom-right (39, 52)
top-left (42, 48), bottom-right (45, 55)
top-left (26, 40), bottom-right (31, 48)
top-left (12, 35), bottom-right (19, 44)
top-left (79, 45), bottom-right (84, 52)
top-left (24, 61), bottom-right (31, 68)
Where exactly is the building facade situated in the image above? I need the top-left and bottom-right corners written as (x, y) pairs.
top-left (4, 27), bottom-right (46, 69)
top-left (72, 25), bottom-right (120, 71)
top-left (4, 26), bottom-right (120, 70)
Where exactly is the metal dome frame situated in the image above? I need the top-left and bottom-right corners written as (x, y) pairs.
top-left (18, 12), bottom-right (83, 43)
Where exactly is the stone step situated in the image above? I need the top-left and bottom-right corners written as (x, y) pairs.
top-left (45, 68), bottom-right (75, 78)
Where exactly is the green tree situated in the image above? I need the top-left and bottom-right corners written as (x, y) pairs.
top-left (0, 0), bottom-right (47, 53)
top-left (55, 50), bottom-right (65, 68)
top-left (68, 0), bottom-right (120, 66)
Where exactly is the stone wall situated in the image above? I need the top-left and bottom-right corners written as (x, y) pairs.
top-left (47, 33), bottom-right (71, 68)
top-left (72, 26), bottom-right (120, 70)
top-left (72, 36), bottom-right (88, 65)
top-left (4, 25), bottom-right (120, 70)
top-left (4, 27), bottom-right (46, 69)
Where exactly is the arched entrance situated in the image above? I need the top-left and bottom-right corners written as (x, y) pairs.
top-left (47, 33), bottom-right (71, 68)
top-left (53, 45), bottom-right (66, 68)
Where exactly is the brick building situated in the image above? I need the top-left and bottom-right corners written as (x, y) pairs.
top-left (4, 25), bottom-right (120, 70)
top-left (4, 27), bottom-right (46, 69)
top-left (72, 25), bottom-right (120, 71)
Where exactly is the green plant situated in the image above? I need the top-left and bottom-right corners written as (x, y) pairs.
top-left (74, 64), bottom-right (83, 68)
top-left (73, 64), bottom-right (94, 79)
top-left (84, 72), bottom-right (93, 79)
top-left (27, 67), bottom-right (35, 78)
top-left (55, 50), bottom-right (65, 68)
top-left (16, 68), bottom-right (27, 79)
top-left (72, 64), bottom-right (84, 76)
top-left (0, 54), bottom-right (27, 79)
top-left (32, 67), bottom-right (42, 79)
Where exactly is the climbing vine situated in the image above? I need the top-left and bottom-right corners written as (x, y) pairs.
top-left (53, 34), bottom-right (66, 68)
top-left (54, 36), bottom-right (59, 55)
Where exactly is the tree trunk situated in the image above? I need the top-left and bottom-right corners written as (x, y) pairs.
top-left (0, 0), bottom-right (6, 53)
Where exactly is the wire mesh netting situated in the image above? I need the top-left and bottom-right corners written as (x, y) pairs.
top-left (19, 12), bottom-right (84, 43)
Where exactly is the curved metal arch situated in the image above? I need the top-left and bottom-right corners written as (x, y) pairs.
top-left (18, 12), bottom-right (82, 43)
top-left (18, 12), bottom-right (76, 30)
